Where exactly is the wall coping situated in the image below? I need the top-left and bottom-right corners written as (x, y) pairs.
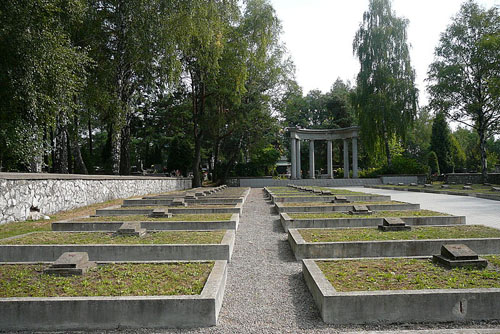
top-left (0, 172), bottom-right (191, 181)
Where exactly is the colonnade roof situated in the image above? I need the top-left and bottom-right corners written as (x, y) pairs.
top-left (288, 126), bottom-right (360, 141)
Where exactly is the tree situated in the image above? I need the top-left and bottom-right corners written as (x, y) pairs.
top-left (428, 151), bottom-right (440, 175)
top-left (404, 107), bottom-right (433, 163)
top-left (430, 112), bottom-right (453, 173)
top-left (427, 0), bottom-right (500, 181)
top-left (352, 0), bottom-right (418, 166)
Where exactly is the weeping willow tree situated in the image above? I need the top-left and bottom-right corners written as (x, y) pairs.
top-left (352, 0), bottom-right (418, 166)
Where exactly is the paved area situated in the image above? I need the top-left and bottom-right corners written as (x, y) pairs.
top-left (27, 188), bottom-right (500, 334)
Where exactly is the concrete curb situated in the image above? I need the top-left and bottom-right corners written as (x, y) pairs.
top-left (52, 214), bottom-right (240, 232)
top-left (288, 227), bottom-right (500, 260)
top-left (302, 259), bottom-right (500, 324)
top-left (280, 213), bottom-right (466, 232)
top-left (275, 202), bottom-right (420, 213)
top-left (0, 260), bottom-right (228, 330)
top-left (270, 194), bottom-right (391, 204)
top-left (95, 203), bottom-right (242, 216)
top-left (123, 198), bottom-right (243, 206)
top-left (0, 230), bottom-right (235, 262)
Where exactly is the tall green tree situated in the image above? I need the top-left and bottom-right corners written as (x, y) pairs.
top-left (427, 0), bottom-right (500, 181)
top-left (430, 112), bottom-right (453, 173)
top-left (352, 0), bottom-right (418, 166)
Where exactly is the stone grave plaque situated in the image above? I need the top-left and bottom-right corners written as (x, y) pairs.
top-left (349, 205), bottom-right (372, 215)
top-left (114, 222), bottom-right (147, 237)
top-left (424, 184), bottom-right (432, 188)
top-left (321, 190), bottom-right (332, 195)
top-left (398, 183), bottom-right (404, 186)
top-left (332, 195), bottom-right (350, 203)
top-left (150, 208), bottom-right (172, 218)
top-left (171, 198), bottom-right (187, 207)
top-left (378, 217), bottom-right (411, 231)
top-left (441, 185), bottom-right (450, 189)
top-left (185, 193), bottom-right (197, 200)
top-left (410, 183), bottom-right (417, 186)
top-left (313, 189), bottom-right (322, 194)
top-left (463, 185), bottom-right (472, 190)
top-left (492, 187), bottom-right (500, 192)
top-left (44, 252), bottom-right (96, 276)
top-left (433, 244), bottom-right (487, 269)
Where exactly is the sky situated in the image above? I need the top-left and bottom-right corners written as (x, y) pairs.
top-left (270, 0), bottom-right (499, 106)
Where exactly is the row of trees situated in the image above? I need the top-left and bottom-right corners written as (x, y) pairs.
top-left (0, 0), bottom-right (291, 186)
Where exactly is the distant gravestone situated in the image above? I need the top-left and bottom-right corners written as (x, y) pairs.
top-left (410, 183), bottom-right (417, 186)
top-left (491, 187), bottom-right (500, 192)
top-left (424, 184), bottom-right (432, 188)
top-left (171, 198), bottom-right (187, 207)
top-left (398, 183), bottom-right (404, 186)
top-left (195, 191), bottom-right (206, 197)
top-left (150, 208), bottom-right (172, 218)
top-left (433, 244), bottom-right (487, 269)
top-left (332, 195), bottom-right (350, 203)
top-left (349, 205), bottom-right (372, 215)
top-left (44, 252), bottom-right (96, 276)
top-left (378, 217), bottom-right (411, 231)
top-left (185, 193), bottom-right (197, 200)
top-left (114, 222), bottom-right (147, 237)
top-left (321, 190), bottom-right (333, 195)
top-left (463, 185), bottom-right (472, 190)
top-left (441, 185), bottom-right (450, 189)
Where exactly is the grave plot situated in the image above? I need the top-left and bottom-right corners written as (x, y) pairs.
top-left (303, 254), bottom-right (500, 324)
top-left (0, 256), bottom-right (227, 330)
top-left (94, 203), bottom-right (243, 216)
top-left (367, 183), bottom-right (500, 201)
top-left (274, 200), bottom-right (420, 213)
top-left (52, 213), bottom-right (239, 232)
top-left (0, 229), bottom-right (235, 262)
top-left (289, 225), bottom-right (500, 260)
top-left (265, 186), bottom-right (390, 203)
top-left (280, 210), bottom-right (465, 232)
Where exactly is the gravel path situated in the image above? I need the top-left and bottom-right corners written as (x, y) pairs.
top-left (34, 188), bottom-right (500, 334)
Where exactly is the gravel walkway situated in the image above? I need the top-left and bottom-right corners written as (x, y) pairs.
top-left (36, 188), bottom-right (500, 334)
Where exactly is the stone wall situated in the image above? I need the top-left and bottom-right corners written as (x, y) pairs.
top-left (446, 173), bottom-right (500, 185)
top-left (225, 177), bottom-right (382, 187)
top-left (0, 173), bottom-right (192, 225)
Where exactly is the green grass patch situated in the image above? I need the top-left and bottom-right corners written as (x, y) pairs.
top-left (76, 213), bottom-right (233, 222)
top-left (317, 256), bottom-right (500, 291)
top-left (0, 262), bottom-right (213, 297)
top-left (299, 225), bottom-right (500, 242)
top-left (289, 210), bottom-right (449, 220)
top-left (0, 231), bottom-right (226, 245)
top-left (281, 201), bottom-right (403, 207)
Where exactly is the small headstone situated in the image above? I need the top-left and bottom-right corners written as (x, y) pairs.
top-left (332, 195), bottom-right (350, 203)
top-left (483, 183), bottom-right (491, 186)
top-left (313, 189), bottom-right (322, 194)
top-left (150, 208), bottom-right (172, 218)
top-left (466, 182), bottom-right (472, 186)
top-left (321, 190), bottom-right (332, 195)
top-left (398, 183), bottom-right (404, 186)
top-left (463, 185), bottom-right (472, 190)
top-left (424, 184), bottom-right (433, 188)
top-left (171, 198), bottom-right (187, 207)
top-left (441, 185), bottom-right (450, 189)
top-left (410, 183), bottom-right (417, 186)
top-left (433, 244), bottom-right (487, 269)
top-left (450, 182), bottom-right (456, 185)
top-left (44, 252), bottom-right (96, 276)
top-left (349, 205), bottom-right (372, 215)
top-left (114, 222), bottom-right (147, 237)
top-left (378, 217), bottom-right (411, 231)
top-left (195, 191), bottom-right (206, 197)
top-left (185, 193), bottom-right (197, 200)
top-left (491, 187), bottom-right (500, 192)
top-left (388, 182), bottom-right (394, 185)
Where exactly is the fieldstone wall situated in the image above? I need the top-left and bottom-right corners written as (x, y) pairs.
top-left (0, 173), bottom-right (192, 225)
top-left (446, 173), bottom-right (500, 185)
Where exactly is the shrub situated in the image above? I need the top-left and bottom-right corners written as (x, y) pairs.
top-left (428, 151), bottom-right (440, 175)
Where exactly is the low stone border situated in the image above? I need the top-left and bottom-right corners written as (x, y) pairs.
top-left (275, 202), bottom-right (420, 213)
top-left (95, 203), bottom-right (243, 216)
top-left (0, 260), bottom-right (227, 330)
top-left (280, 213), bottom-right (466, 232)
top-left (52, 214), bottom-right (240, 232)
top-left (365, 185), bottom-right (500, 202)
top-left (302, 258), bottom-right (500, 324)
top-left (288, 227), bottom-right (500, 260)
top-left (0, 230), bottom-right (235, 262)
top-left (123, 198), bottom-right (243, 206)
top-left (269, 194), bottom-right (391, 204)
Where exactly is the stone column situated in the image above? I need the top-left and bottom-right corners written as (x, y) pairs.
top-left (352, 137), bottom-right (358, 178)
top-left (291, 138), bottom-right (297, 179)
top-left (296, 140), bottom-right (301, 179)
top-left (309, 140), bottom-right (315, 179)
top-left (343, 139), bottom-right (349, 179)
top-left (327, 140), bottom-right (333, 179)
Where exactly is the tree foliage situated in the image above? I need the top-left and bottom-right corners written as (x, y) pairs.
top-left (430, 112), bottom-right (453, 173)
top-left (427, 0), bottom-right (500, 181)
top-left (352, 0), bottom-right (418, 166)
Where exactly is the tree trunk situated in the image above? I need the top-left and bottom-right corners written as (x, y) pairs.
top-left (68, 116), bottom-right (88, 174)
top-left (383, 120), bottom-right (392, 166)
top-left (119, 113), bottom-right (131, 175)
top-left (192, 131), bottom-right (203, 187)
top-left (479, 127), bottom-right (488, 183)
top-left (111, 121), bottom-right (121, 175)
top-left (55, 122), bottom-right (69, 174)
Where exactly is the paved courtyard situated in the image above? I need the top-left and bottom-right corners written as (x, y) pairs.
top-left (39, 188), bottom-right (500, 334)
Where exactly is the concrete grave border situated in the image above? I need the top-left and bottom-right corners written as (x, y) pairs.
top-left (0, 230), bottom-right (235, 262)
top-left (268, 194), bottom-right (391, 204)
top-left (94, 202), bottom-right (243, 216)
top-left (52, 214), bottom-right (240, 232)
top-left (0, 260), bottom-right (227, 330)
top-left (274, 202), bottom-right (420, 213)
top-left (366, 185), bottom-right (500, 202)
top-left (302, 258), bottom-right (500, 325)
top-left (288, 227), bottom-right (500, 260)
top-left (279, 213), bottom-right (466, 232)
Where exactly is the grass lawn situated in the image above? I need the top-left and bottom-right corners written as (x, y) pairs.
top-left (281, 201), bottom-right (402, 207)
top-left (76, 213), bottom-right (233, 222)
top-left (317, 256), bottom-right (500, 291)
top-left (0, 262), bottom-right (213, 297)
top-left (299, 225), bottom-right (500, 242)
top-left (0, 198), bottom-right (128, 239)
top-left (289, 210), bottom-right (449, 220)
top-left (0, 231), bottom-right (226, 245)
